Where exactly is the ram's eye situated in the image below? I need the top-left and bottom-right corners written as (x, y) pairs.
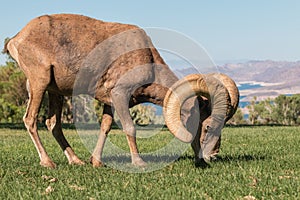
top-left (205, 125), bottom-right (210, 131)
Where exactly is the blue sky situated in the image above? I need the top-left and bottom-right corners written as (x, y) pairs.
top-left (0, 1), bottom-right (299, 65)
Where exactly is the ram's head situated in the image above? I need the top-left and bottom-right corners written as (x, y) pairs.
top-left (164, 73), bottom-right (239, 162)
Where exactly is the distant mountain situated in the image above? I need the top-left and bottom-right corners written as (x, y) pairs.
top-left (174, 60), bottom-right (300, 101)
top-left (218, 60), bottom-right (300, 101)
top-left (219, 60), bottom-right (300, 83)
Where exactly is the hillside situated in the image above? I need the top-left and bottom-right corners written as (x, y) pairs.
top-left (218, 60), bottom-right (300, 101)
top-left (173, 60), bottom-right (300, 102)
top-left (219, 60), bottom-right (300, 83)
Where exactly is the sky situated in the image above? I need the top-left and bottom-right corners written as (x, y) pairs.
top-left (0, 0), bottom-right (299, 65)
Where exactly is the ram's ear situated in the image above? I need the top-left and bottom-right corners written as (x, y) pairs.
top-left (197, 96), bottom-right (211, 121)
top-left (197, 96), bottom-right (208, 109)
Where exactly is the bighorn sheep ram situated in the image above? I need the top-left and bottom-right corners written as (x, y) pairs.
top-left (4, 14), bottom-right (239, 168)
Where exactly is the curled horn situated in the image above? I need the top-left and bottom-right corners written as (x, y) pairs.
top-left (163, 74), bottom-right (230, 143)
top-left (209, 73), bottom-right (239, 120)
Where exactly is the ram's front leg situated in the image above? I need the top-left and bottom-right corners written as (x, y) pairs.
top-left (191, 124), bottom-right (202, 166)
top-left (90, 105), bottom-right (113, 167)
top-left (111, 89), bottom-right (147, 167)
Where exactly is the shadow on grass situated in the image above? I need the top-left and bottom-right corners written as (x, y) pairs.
top-left (101, 154), bottom-right (213, 170)
top-left (0, 122), bottom-right (294, 130)
top-left (0, 123), bottom-right (77, 130)
top-left (214, 154), bottom-right (267, 162)
top-left (177, 153), bottom-right (267, 166)
top-left (103, 154), bottom-right (181, 164)
top-left (100, 154), bottom-right (184, 172)
top-left (0, 123), bottom-right (169, 132)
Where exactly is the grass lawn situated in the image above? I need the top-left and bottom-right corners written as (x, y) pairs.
top-left (0, 126), bottom-right (299, 199)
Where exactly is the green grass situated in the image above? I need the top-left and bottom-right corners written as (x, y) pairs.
top-left (0, 126), bottom-right (299, 199)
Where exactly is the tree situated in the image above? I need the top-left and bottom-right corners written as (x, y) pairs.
top-left (0, 59), bottom-right (27, 123)
top-left (248, 96), bottom-right (259, 124)
top-left (247, 95), bottom-right (300, 125)
top-left (130, 104), bottom-right (156, 126)
top-left (272, 94), bottom-right (300, 125)
top-left (227, 107), bottom-right (246, 125)
top-left (255, 98), bottom-right (274, 124)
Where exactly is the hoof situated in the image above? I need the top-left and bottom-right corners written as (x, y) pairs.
top-left (132, 158), bottom-right (147, 167)
top-left (69, 157), bottom-right (85, 165)
top-left (209, 155), bottom-right (219, 162)
top-left (90, 156), bottom-right (106, 167)
top-left (195, 158), bottom-right (210, 169)
top-left (40, 160), bottom-right (56, 169)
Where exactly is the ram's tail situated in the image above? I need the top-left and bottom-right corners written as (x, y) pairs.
top-left (2, 38), bottom-right (11, 54)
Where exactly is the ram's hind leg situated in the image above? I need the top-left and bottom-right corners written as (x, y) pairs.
top-left (23, 79), bottom-right (56, 168)
top-left (46, 93), bottom-right (84, 165)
